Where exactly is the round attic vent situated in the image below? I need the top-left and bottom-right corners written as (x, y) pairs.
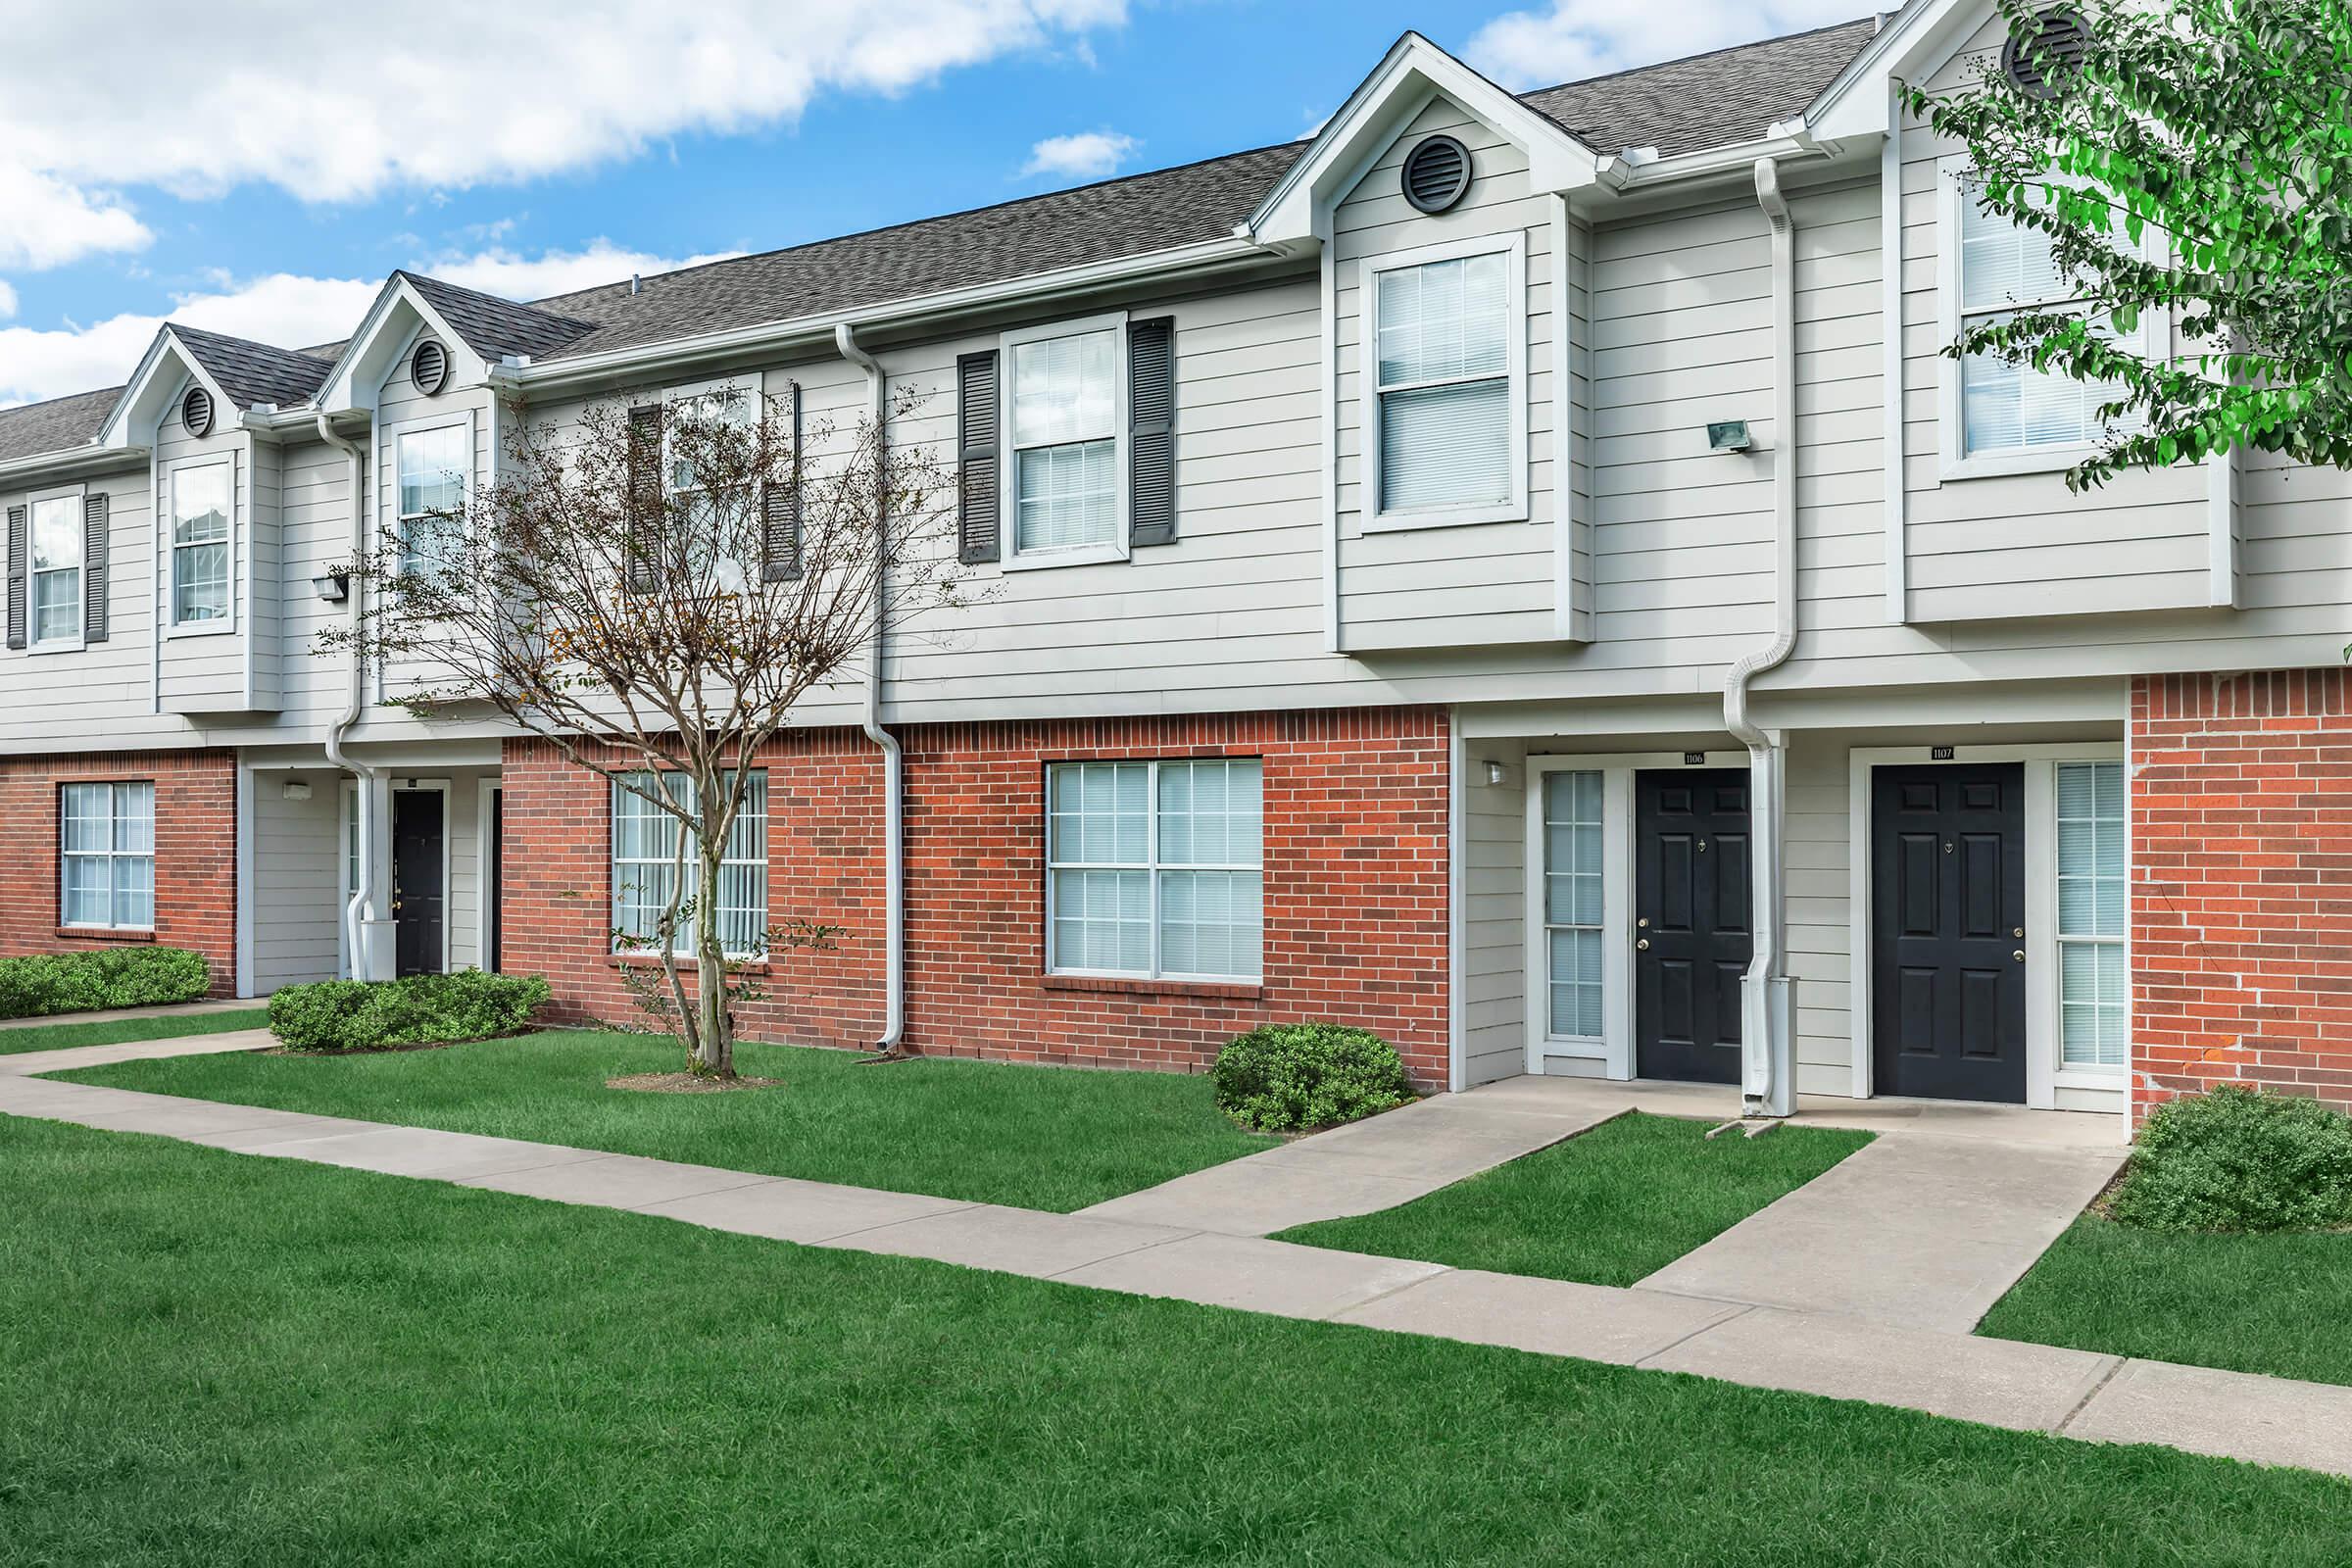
top-left (180, 384), bottom-right (214, 439)
top-left (411, 338), bottom-right (450, 397)
top-left (2003, 8), bottom-right (2087, 98)
top-left (1400, 134), bottom-right (1472, 215)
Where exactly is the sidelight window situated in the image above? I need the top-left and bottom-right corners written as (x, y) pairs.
top-left (2055, 760), bottom-right (2127, 1069)
top-left (1543, 769), bottom-right (1605, 1038)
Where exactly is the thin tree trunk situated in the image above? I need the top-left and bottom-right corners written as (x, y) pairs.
top-left (692, 834), bottom-right (732, 1077)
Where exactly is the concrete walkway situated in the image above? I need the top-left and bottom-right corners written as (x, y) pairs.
top-left (4, 1040), bottom-right (2350, 1480)
top-left (0, 998), bottom-right (265, 1032)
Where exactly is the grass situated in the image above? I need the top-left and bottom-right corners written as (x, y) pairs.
top-left (1981, 1213), bottom-right (2352, 1387)
top-left (4, 1117), bottom-right (2349, 1565)
top-left (1275, 1112), bottom-right (1872, 1287)
top-left (0, 1005), bottom-right (269, 1056)
top-left (53, 1029), bottom-right (1274, 1211)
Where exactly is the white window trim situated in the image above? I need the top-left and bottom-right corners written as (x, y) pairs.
top-left (1043, 758), bottom-right (1262, 984)
top-left (1845, 743), bottom-right (2130, 1116)
top-left (24, 480), bottom-right (87, 654)
top-left (1935, 155), bottom-right (2163, 482)
top-left (58, 778), bottom-right (156, 933)
top-left (163, 458), bottom-right (235, 637)
top-left (385, 411), bottom-right (477, 577)
top-left (608, 768), bottom-right (769, 961)
top-left (1358, 229), bottom-right (1529, 532)
top-left (999, 310), bottom-right (1131, 571)
top-left (1522, 752), bottom-right (1747, 1081)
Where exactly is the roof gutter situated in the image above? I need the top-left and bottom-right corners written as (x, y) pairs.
top-left (833, 322), bottom-right (905, 1056)
top-left (315, 411), bottom-right (383, 982)
top-left (0, 444), bottom-right (149, 485)
top-left (1728, 156), bottom-right (1799, 1120)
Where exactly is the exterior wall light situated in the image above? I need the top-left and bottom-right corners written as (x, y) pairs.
top-left (314, 569), bottom-right (350, 603)
top-left (1483, 759), bottom-right (1507, 787)
top-left (1707, 419), bottom-right (1753, 453)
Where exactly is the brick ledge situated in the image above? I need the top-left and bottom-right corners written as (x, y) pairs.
top-left (55, 926), bottom-right (157, 944)
top-left (1040, 973), bottom-right (1263, 1002)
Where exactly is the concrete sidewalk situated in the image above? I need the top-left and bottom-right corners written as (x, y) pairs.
top-left (0, 999), bottom-right (266, 1032)
top-left (5, 1043), bottom-right (2349, 1480)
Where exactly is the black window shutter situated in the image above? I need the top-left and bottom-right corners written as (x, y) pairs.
top-left (956, 350), bottom-right (1001, 564)
top-left (761, 380), bottom-right (804, 583)
top-left (5, 505), bottom-right (24, 650)
top-left (624, 405), bottom-right (662, 593)
top-left (1128, 317), bottom-right (1177, 547)
top-left (82, 492), bottom-right (110, 643)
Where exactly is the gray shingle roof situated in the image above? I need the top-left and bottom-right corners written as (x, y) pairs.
top-left (0, 387), bottom-right (125, 465)
top-left (169, 323), bottom-right (336, 412)
top-left (0, 22), bottom-right (1880, 466)
top-left (1522, 18), bottom-right (1882, 156)
top-left (394, 271), bottom-right (598, 362)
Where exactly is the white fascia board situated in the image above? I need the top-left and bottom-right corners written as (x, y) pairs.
top-left (1249, 31), bottom-right (1603, 246)
top-left (0, 443), bottom-right (149, 485)
top-left (501, 233), bottom-right (1271, 397)
top-left (1806, 0), bottom-right (1988, 141)
top-left (318, 275), bottom-right (487, 416)
top-left (96, 327), bottom-right (231, 449)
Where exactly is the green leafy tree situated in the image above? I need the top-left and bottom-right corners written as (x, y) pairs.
top-left (1904, 0), bottom-right (2352, 491)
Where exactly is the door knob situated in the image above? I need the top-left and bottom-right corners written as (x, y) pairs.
top-left (2012, 950), bottom-right (2026, 962)
top-left (1637, 917), bottom-right (1649, 929)
top-left (1637, 938), bottom-right (1650, 951)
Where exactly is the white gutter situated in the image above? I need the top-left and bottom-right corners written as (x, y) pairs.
top-left (833, 322), bottom-right (906, 1054)
top-left (315, 412), bottom-right (381, 982)
top-left (1727, 157), bottom-right (1799, 1119)
top-left (0, 444), bottom-right (148, 485)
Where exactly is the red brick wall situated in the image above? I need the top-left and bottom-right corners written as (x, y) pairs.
top-left (0, 749), bottom-right (237, 997)
top-left (501, 707), bottom-right (1453, 1084)
top-left (2132, 669), bottom-right (2352, 1115)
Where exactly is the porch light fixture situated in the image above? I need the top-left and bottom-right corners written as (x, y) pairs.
top-left (1707, 419), bottom-right (1753, 454)
top-left (282, 780), bottom-right (313, 802)
top-left (1482, 759), bottom-right (1507, 788)
top-left (313, 568), bottom-right (350, 603)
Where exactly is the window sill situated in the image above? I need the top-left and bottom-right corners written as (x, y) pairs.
top-left (1938, 444), bottom-right (2102, 483)
top-left (56, 925), bottom-right (156, 943)
top-left (1001, 540), bottom-right (1130, 572)
top-left (608, 953), bottom-right (770, 975)
top-left (26, 639), bottom-right (86, 657)
top-left (163, 621), bottom-right (237, 640)
top-left (1361, 501), bottom-right (1528, 533)
top-left (1042, 973), bottom-right (1262, 1001)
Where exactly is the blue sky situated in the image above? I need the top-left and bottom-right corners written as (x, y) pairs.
top-left (0, 0), bottom-right (1862, 406)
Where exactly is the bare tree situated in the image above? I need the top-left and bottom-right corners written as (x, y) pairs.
top-left (325, 384), bottom-right (967, 1077)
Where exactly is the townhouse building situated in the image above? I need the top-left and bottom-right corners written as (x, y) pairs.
top-left (5, 1), bottom-right (2345, 1125)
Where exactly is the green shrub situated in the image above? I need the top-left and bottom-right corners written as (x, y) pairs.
top-left (269, 971), bottom-right (552, 1053)
top-left (0, 947), bottom-right (212, 1019)
top-left (2110, 1085), bottom-right (2352, 1232)
top-left (1210, 1023), bottom-right (1414, 1133)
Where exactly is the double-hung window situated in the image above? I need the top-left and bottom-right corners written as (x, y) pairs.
top-left (662, 385), bottom-right (755, 590)
top-left (1944, 164), bottom-right (2150, 468)
top-left (170, 464), bottom-right (230, 626)
top-left (2055, 760), bottom-right (2127, 1070)
top-left (1366, 236), bottom-right (1524, 525)
top-left (395, 424), bottom-right (467, 579)
top-left (1004, 317), bottom-right (1124, 564)
top-left (60, 781), bottom-right (154, 931)
top-left (1047, 759), bottom-right (1261, 981)
top-left (611, 770), bottom-right (768, 957)
top-left (29, 494), bottom-right (83, 646)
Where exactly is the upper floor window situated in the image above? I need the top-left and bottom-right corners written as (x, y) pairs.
top-left (1004, 315), bottom-right (1125, 565)
top-left (1046, 758), bottom-right (1262, 981)
top-left (663, 385), bottom-right (754, 590)
top-left (170, 464), bottom-right (231, 626)
top-left (29, 494), bottom-right (82, 646)
top-left (395, 423), bottom-right (467, 579)
top-left (60, 780), bottom-right (154, 931)
top-left (1363, 234), bottom-right (1526, 528)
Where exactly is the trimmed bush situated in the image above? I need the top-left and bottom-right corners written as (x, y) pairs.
top-left (0, 947), bottom-right (212, 1020)
top-left (1211, 1023), bottom-right (1414, 1133)
top-left (269, 971), bottom-right (551, 1054)
top-left (2110, 1085), bottom-right (2352, 1233)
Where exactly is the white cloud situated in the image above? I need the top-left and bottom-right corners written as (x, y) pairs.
top-left (0, 0), bottom-right (1125, 271)
top-left (0, 245), bottom-right (734, 407)
top-left (1465, 0), bottom-right (1860, 92)
top-left (1022, 130), bottom-right (1140, 179)
top-left (0, 280), bottom-right (16, 321)
top-left (421, 240), bottom-right (747, 303)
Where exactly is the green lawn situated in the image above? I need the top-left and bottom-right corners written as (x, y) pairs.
top-left (0, 1005), bottom-right (269, 1056)
top-left (1276, 1112), bottom-right (1872, 1287)
top-left (4, 1121), bottom-right (2348, 1565)
top-left (1981, 1213), bottom-right (2352, 1387)
top-left (53, 1029), bottom-right (1273, 1211)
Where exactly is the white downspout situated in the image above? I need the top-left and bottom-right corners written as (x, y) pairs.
top-left (1728, 157), bottom-right (1799, 1118)
top-left (316, 412), bottom-right (381, 981)
top-left (834, 323), bottom-right (906, 1054)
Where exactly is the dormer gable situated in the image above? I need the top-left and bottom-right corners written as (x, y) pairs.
top-left (96, 324), bottom-right (328, 449)
top-left (317, 271), bottom-right (595, 416)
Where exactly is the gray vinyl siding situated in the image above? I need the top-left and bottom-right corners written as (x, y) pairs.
top-left (155, 385), bottom-right (258, 714)
top-left (373, 334), bottom-right (491, 709)
top-left (277, 436), bottom-right (359, 722)
top-left (252, 767), bottom-right (344, 991)
top-left (1463, 738), bottom-right (1528, 1086)
top-left (1333, 94), bottom-right (1562, 652)
top-left (0, 462), bottom-right (163, 749)
top-left (1786, 733), bottom-right (1856, 1097)
top-left (246, 437), bottom-right (283, 711)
